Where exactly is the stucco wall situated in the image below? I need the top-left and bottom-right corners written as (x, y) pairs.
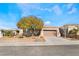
top-left (42, 26), bottom-right (61, 37)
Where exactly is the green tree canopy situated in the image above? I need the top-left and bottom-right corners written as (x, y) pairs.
top-left (17, 17), bottom-right (31, 30)
top-left (17, 16), bottom-right (44, 36)
top-left (17, 16), bottom-right (44, 30)
top-left (27, 16), bottom-right (44, 30)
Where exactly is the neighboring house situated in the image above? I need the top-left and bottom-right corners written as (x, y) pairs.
top-left (77, 30), bottom-right (79, 35)
top-left (0, 29), bottom-right (19, 36)
top-left (60, 24), bottom-right (79, 38)
top-left (63, 24), bottom-right (79, 33)
top-left (0, 30), bottom-right (3, 38)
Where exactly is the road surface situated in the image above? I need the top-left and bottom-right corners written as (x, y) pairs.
top-left (0, 45), bottom-right (79, 56)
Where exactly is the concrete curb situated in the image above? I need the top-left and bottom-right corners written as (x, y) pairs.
top-left (0, 42), bottom-right (79, 46)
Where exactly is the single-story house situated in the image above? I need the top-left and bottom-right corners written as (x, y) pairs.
top-left (17, 26), bottom-right (61, 37)
top-left (63, 24), bottom-right (79, 33)
top-left (0, 26), bottom-right (61, 37)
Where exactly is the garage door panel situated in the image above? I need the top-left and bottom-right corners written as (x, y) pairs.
top-left (43, 30), bottom-right (57, 37)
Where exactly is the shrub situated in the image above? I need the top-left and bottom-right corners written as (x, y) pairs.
top-left (3, 30), bottom-right (14, 37)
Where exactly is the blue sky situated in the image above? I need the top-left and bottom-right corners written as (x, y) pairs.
top-left (0, 3), bottom-right (79, 29)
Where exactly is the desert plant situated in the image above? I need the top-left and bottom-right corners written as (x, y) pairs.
top-left (69, 29), bottom-right (78, 34)
top-left (3, 30), bottom-right (14, 37)
top-left (68, 29), bottom-right (78, 38)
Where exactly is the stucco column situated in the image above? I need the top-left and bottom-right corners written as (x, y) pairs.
top-left (57, 28), bottom-right (61, 37)
top-left (40, 29), bottom-right (44, 37)
top-left (19, 29), bottom-right (23, 36)
top-left (39, 29), bottom-right (45, 41)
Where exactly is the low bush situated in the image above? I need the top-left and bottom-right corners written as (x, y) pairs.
top-left (3, 30), bottom-right (14, 37)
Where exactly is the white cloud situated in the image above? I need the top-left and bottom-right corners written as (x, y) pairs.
top-left (68, 7), bottom-right (77, 14)
top-left (52, 5), bottom-right (62, 15)
top-left (44, 21), bottom-right (51, 25)
top-left (36, 5), bottom-right (63, 15)
top-left (67, 3), bottom-right (73, 9)
top-left (17, 3), bottom-right (40, 17)
top-left (17, 4), bottom-right (63, 16)
top-left (35, 7), bottom-right (52, 12)
top-left (66, 4), bottom-right (77, 14)
top-left (17, 4), bottom-right (31, 17)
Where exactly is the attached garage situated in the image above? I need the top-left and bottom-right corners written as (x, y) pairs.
top-left (42, 26), bottom-right (60, 37)
top-left (43, 30), bottom-right (57, 37)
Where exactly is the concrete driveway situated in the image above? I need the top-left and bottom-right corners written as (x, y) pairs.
top-left (0, 37), bottom-right (79, 46)
top-left (45, 37), bottom-right (79, 45)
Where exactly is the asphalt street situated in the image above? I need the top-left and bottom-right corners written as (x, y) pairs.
top-left (0, 45), bottom-right (79, 56)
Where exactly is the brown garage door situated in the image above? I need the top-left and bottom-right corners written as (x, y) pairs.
top-left (43, 30), bottom-right (57, 37)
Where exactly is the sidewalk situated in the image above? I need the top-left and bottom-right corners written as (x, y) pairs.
top-left (0, 37), bottom-right (79, 46)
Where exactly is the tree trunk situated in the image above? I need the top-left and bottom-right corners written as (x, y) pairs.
top-left (23, 29), bottom-right (26, 36)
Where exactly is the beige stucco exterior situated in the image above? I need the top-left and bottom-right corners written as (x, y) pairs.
top-left (17, 26), bottom-right (61, 37)
top-left (0, 30), bottom-right (3, 38)
top-left (77, 31), bottom-right (79, 35)
top-left (42, 26), bottom-right (61, 37)
top-left (68, 26), bottom-right (78, 32)
top-left (63, 24), bottom-right (79, 33)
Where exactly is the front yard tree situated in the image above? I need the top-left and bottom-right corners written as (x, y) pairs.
top-left (17, 17), bottom-right (31, 35)
top-left (17, 16), bottom-right (44, 36)
top-left (28, 16), bottom-right (44, 36)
